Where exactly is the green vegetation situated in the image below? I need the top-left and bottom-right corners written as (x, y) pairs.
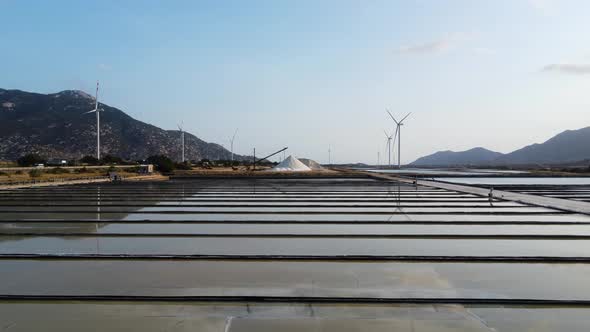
top-left (74, 167), bottom-right (88, 174)
top-left (174, 161), bottom-right (192, 170)
top-left (79, 155), bottom-right (100, 165)
top-left (102, 155), bottom-right (124, 164)
top-left (17, 154), bottom-right (46, 167)
top-left (46, 167), bottom-right (70, 174)
top-left (28, 169), bottom-right (42, 178)
top-left (146, 155), bottom-right (175, 173)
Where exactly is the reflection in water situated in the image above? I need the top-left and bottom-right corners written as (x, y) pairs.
top-left (96, 186), bottom-right (100, 254)
top-left (386, 182), bottom-right (412, 222)
top-left (2, 178), bottom-right (590, 330)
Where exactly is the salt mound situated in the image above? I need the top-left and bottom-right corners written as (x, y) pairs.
top-left (271, 155), bottom-right (311, 172)
top-left (299, 158), bottom-right (323, 170)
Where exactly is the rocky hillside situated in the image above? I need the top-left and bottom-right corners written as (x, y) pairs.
top-left (492, 127), bottom-right (590, 165)
top-left (411, 127), bottom-right (590, 166)
top-left (411, 147), bottom-right (503, 166)
top-left (0, 88), bottom-right (245, 161)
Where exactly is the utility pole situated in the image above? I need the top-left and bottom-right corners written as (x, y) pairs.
top-left (95, 82), bottom-right (100, 160)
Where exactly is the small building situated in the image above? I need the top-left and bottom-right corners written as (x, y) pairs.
top-left (138, 164), bottom-right (154, 174)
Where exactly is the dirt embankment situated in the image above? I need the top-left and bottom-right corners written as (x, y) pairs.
top-left (0, 170), bottom-right (138, 184)
top-left (171, 166), bottom-right (346, 178)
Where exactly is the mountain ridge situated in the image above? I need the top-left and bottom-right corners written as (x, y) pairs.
top-left (411, 126), bottom-right (590, 166)
top-left (0, 88), bottom-right (246, 161)
top-left (411, 147), bottom-right (504, 166)
top-left (493, 127), bottom-right (590, 165)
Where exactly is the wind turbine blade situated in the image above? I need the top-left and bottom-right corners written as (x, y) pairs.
top-left (83, 109), bottom-right (97, 114)
top-left (383, 129), bottom-right (390, 137)
top-left (232, 128), bottom-right (238, 141)
top-left (400, 112), bottom-right (412, 123)
top-left (386, 109), bottom-right (399, 125)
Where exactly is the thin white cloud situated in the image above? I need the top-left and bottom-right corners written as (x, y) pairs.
top-left (395, 38), bottom-right (452, 54)
top-left (395, 33), bottom-right (475, 55)
top-left (542, 63), bottom-right (590, 75)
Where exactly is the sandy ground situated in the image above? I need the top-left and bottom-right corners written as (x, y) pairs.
top-left (0, 170), bottom-right (140, 184)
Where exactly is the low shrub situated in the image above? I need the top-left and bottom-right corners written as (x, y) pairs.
top-left (75, 167), bottom-right (88, 174)
top-left (28, 169), bottom-right (42, 178)
top-left (17, 154), bottom-right (46, 167)
top-left (174, 162), bottom-right (192, 170)
top-left (47, 167), bottom-right (70, 174)
top-left (146, 155), bottom-right (175, 173)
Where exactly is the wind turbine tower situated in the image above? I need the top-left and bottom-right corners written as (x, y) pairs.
top-left (386, 109), bottom-right (411, 169)
top-left (230, 128), bottom-right (238, 163)
top-left (178, 122), bottom-right (185, 163)
top-left (383, 130), bottom-right (393, 168)
top-left (84, 81), bottom-right (103, 160)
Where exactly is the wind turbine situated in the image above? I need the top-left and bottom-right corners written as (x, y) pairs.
top-left (178, 122), bottom-right (185, 162)
top-left (377, 151), bottom-right (380, 168)
top-left (386, 109), bottom-right (411, 169)
top-left (229, 128), bottom-right (238, 163)
top-left (84, 81), bottom-right (104, 160)
top-left (383, 130), bottom-right (394, 168)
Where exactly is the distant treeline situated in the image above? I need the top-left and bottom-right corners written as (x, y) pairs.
top-left (13, 153), bottom-right (276, 173)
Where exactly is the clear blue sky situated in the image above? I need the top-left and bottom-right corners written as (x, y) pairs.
top-left (2, 0), bottom-right (590, 164)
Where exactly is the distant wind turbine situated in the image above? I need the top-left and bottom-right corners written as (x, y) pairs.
top-left (83, 81), bottom-right (104, 160)
top-left (178, 122), bottom-right (185, 162)
top-left (386, 109), bottom-right (411, 169)
top-left (383, 130), bottom-right (394, 168)
top-left (229, 128), bottom-right (238, 163)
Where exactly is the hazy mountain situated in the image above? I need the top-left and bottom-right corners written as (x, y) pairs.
top-left (0, 88), bottom-right (245, 161)
top-left (493, 126), bottom-right (590, 165)
top-left (411, 147), bottom-right (504, 166)
top-left (411, 127), bottom-right (590, 166)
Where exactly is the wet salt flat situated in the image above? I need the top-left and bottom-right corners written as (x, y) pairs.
top-left (5, 237), bottom-right (590, 256)
top-left (435, 178), bottom-right (590, 204)
top-left (7, 222), bottom-right (590, 235)
top-left (436, 177), bottom-right (590, 186)
top-left (1, 302), bottom-right (589, 332)
top-left (367, 168), bottom-right (528, 176)
top-left (1, 260), bottom-right (590, 300)
top-left (479, 184), bottom-right (590, 204)
top-left (2, 176), bottom-right (590, 330)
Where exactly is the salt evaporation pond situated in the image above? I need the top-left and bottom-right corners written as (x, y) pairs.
top-left (2, 176), bottom-right (590, 331)
top-left (437, 177), bottom-right (590, 185)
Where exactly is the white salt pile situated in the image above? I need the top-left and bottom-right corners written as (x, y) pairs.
top-left (270, 155), bottom-right (312, 172)
top-left (299, 158), bottom-right (324, 170)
